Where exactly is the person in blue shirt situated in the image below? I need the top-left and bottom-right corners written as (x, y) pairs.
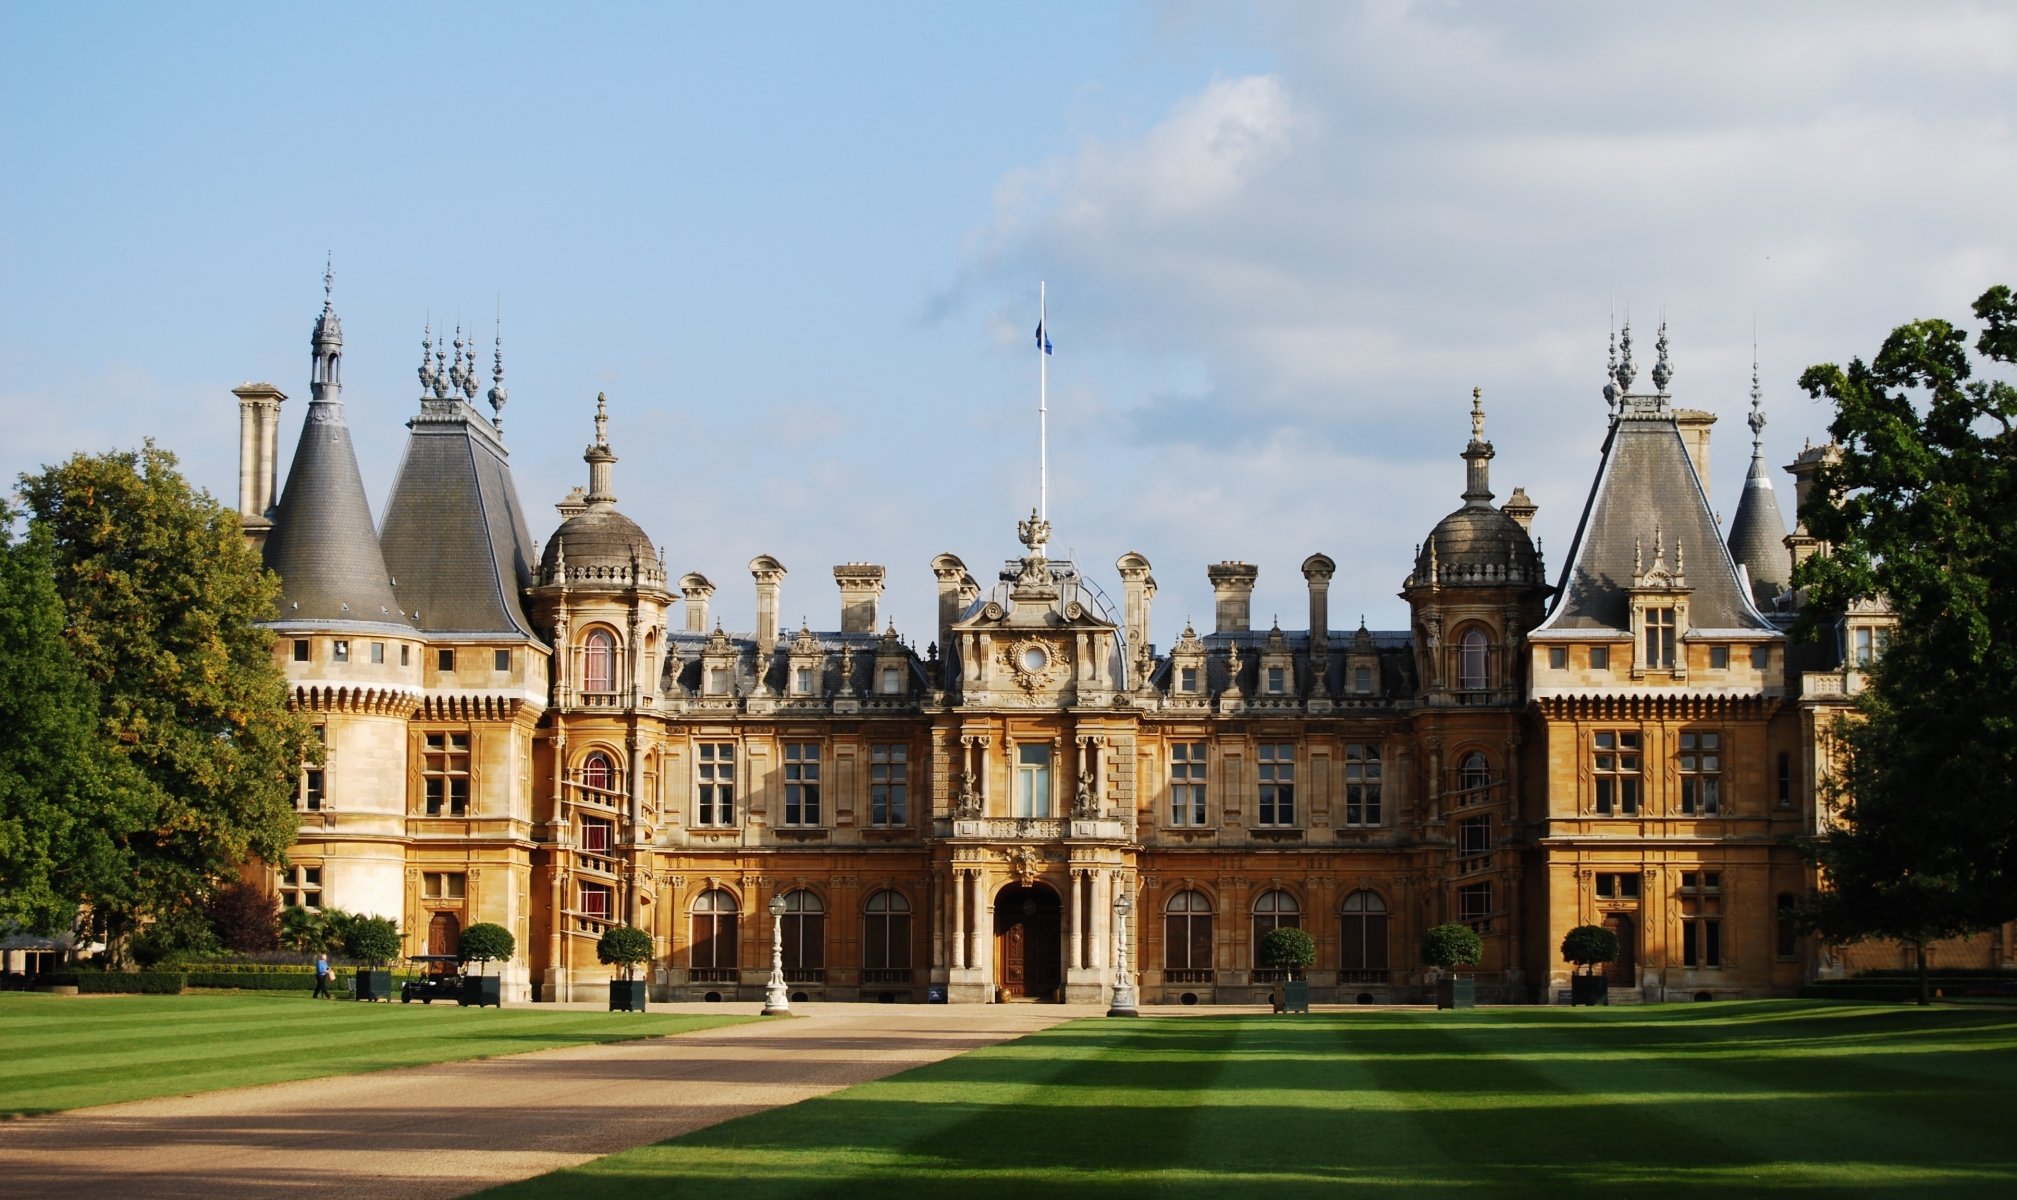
top-left (312, 953), bottom-right (332, 999)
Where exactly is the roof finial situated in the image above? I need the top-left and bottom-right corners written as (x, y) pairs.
top-left (1469, 386), bottom-right (1485, 442)
top-left (323, 254), bottom-right (333, 308)
top-left (1748, 336), bottom-right (1766, 453)
top-left (1614, 320), bottom-right (1637, 396)
top-left (432, 336), bottom-right (449, 399)
top-left (1603, 306), bottom-right (1619, 412)
top-left (594, 391), bottom-right (609, 448)
top-left (487, 315), bottom-right (509, 430)
top-left (1651, 318), bottom-right (1673, 394)
top-left (418, 321), bottom-right (434, 392)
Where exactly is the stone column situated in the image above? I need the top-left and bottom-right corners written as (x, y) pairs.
top-left (1067, 868), bottom-right (1083, 970)
top-left (952, 869), bottom-right (967, 970)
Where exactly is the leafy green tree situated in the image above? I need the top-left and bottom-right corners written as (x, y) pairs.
top-left (0, 505), bottom-right (146, 937)
top-left (342, 916), bottom-right (401, 967)
top-left (1421, 923), bottom-right (1482, 972)
top-left (206, 880), bottom-right (280, 953)
top-left (14, 446), bottom-right (312, 954)
top-left (1795, 284), bottom-right (2017, 1002)
top-left (459, 922), bottom-right (516, 975)
top-left (597, 925), bottom-right (654, 981)
top-left (1259, 926), bottom-right (1316, 980)
top-left (1560, 925), bottom-right (1619, 977)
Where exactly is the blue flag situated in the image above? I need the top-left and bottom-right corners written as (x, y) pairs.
top-left (1035, 317), bottom-right (1053, 355)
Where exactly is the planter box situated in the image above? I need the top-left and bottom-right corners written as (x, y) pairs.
top-left (1570, 975), bottom-right (1610, 1007)
top-left (1436, 975), bottom-right (1475, 1010)
top-left (609, 979), bottom-right (647, 1012)
top-left (460, 975), bottom-right (503, 1008)
top-left (1279, 980), bottom-right (1311, 1013)
top-left (353, 969), bottom-right (392, 1002)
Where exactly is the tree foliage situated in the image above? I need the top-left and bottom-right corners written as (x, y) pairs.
top-left (596, 925), bottom-right (654, 981)
top-left (459, 922), bottom-right (516, 974)
top-left (13, 446), bottom-right (312, 952)
top-left (1259, 926), bottom-right (1317, 979)
top-left (0, 505), bottom-right (146, 937)
top-left (1795, 285), bottom-right (2017, 962)
top-left (1421, 923), bottom-right (1482, 971)
top-left (205, 880), bottom-right (280, 953)
top-left (278, 905), bottom-right (352, 955)
top-left (1560, 925), bottom-right (1620, 976)
top-left (342, 916), bottom-right (401, 967)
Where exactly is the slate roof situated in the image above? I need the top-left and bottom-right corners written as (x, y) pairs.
top-left (263, 397), bottom-right (406, 626)
top-left (1536, 397), bottom-right (1776, 635)
top-left (379, 398), bottom-right (539, 639)
top-left (1726, 448), bottom-right (1791, 606)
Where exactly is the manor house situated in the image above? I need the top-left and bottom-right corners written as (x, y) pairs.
top-left (237, 281), bottom-right (1984, 1006)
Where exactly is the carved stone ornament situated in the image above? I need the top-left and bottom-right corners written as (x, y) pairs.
top-left (1001, 637), bottom-right (1066, 697)
top-left (1003, 843), bottom-right (1042, 885)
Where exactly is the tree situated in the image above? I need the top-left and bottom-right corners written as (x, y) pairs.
top-left (0, 505), bottom-right (147, 938)
top-left (206, 880), bottom-right (280, 954)
top-left (1259, 926), bottom-right (1317, 981)
top-left (14, 446), bottom-right (313, 956)
top-left (1560, 925), bottom-right (1619, 977)
top-left (342, 916), bottom-right (401, 968)
top-left (1794, 285), bottom-right (2017, 1002)
top-left (278, 905), bottom-right (351, 955)
top-left (1421, 923), bottom-right (1481, 972)
top-left (459, 922), bottom-right (516, 976)
top-left (597, 925), bottom-right (654, 982)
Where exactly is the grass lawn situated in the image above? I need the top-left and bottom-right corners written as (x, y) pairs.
top-left (0, 992), bottom-right (755, 1116)
top-left (478, 1001), bottom-right (2017, 1199)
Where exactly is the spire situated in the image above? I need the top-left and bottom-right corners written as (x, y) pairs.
top-left (1651, 319), bottom-right (1673, 394)
top-left (418, 322), bottom-right (436, 394)
top-left (584, 392), bottom-right (617, 505)
top-left (1728, 338), bottom-right (1790, 604)
top-left (1603, 308), bottom-right (1619, 413)
top-left (309, 257), bottom-right (343, 404)
top-left (487, 318), bottom-right (509, 431)
top-left (1613, 321), bottom-right (1637, 397)
top-left (1460, 386), bottom-right (1495, 506)
top-left (1748, 343), bottom-right (1766, 454)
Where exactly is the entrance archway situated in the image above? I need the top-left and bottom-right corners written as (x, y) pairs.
top-left (1602, 912), bottom-right (1637, 987)
top-left (426, 911), bottom-right (461, 973)
top-left (993, 883), bottom-right (1062, 1000)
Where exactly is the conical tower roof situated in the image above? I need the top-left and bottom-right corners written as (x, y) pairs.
top-left (262, 279), bottom-right (403, 626)
top-left (1726, 357), bottom-right (1789, 605)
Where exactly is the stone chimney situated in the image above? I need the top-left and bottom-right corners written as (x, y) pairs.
top-left (1300, 554), bottom-right (1334, 643)
top-left (232, 382), bottom-right (285, 549)
top-left (679, 572), bottom-right (715, 633)
top-left (749, 555), bottom-right (786, 656)
top-left (1207, 561), bottom-right (1258, 634)
top-left (1501, 487), bottom-right (1537, 533)
top-left (834, 563), bottom-right (885, 634)
top-left (932, 553), bottom-right (967, 657)
top-left (1784, 441), bottom-right (1841, 571)
top-left (1674, 409), bottom-right (1717, 489)
top-left (1115, 551), bottom-right (1155, 660)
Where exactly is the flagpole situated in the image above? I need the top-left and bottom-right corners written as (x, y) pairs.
top-left (1039, 281), bottom-right (1048, 524)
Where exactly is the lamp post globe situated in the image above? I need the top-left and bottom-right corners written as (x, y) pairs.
top-left (1108, 885), bottom-right (1139, 1017)
top-left (763, 894), bottom-right (791, 1015)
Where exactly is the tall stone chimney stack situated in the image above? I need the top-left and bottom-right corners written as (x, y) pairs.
top-left (750, 556), bottom-right (786, 657)
top-left (834, 563), bottom-right (886, 634)
top-left (1207, 561), bottom-right (1258, 634)
top-left (232, 382), bottom-right (285, 550)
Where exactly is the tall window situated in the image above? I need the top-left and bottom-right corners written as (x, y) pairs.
top-left (1680, 872), bottom-right (1723, 968)
top-left (1776, 892), bottom-right (1799, 960)
top-left (1252, 891), bottom-right (1300, 969)
top-left (1339, 891), bottom-right (1389, 973)
top-left (862, 890), bottom-right (912, 975)
top-left (690, 888), bottom-right (739, 973)
top-left (780, 889), bottom-right (825, 978)
top-left (579, 816), bottom-right (613, 854)
top-left (696, 742), bottom-right (736, 826)
top-left (1456, 751), bottom-right (1491, 806)
top-left (1593, 731), bottom-right (1641, 815)
top-left (424, 732), bottom-right (471, 816)
top-left (1170, 742), bottom-right (1208, 826)
top-left (1459, 628), bottom-right (1489, 690)
top-left (300, 725), bottom-right (325, 811)
top-left (1645, 607), bottom-right (1676, 668)
top-left (1015, 744), bottom-right (1052, 818)
top-left (578, 882), bottom-right (612, 921)
top-left (1458, 814), bottom-right (1492, 858)
top-left (583, 629), bottom-right (616, 692)
top-left (1343, 743), bottom-right (1381, 826)
top-left (278, 865), bottom-right (322, 909)
top-left (1164, 890), bottom-right (1214, 977)
top-left (1678, 731), bottom-right (1722, 815)
top-left (1257, 742), bottom-right (1295, 826)
top-left (869, 743), bottom-right (908, 825)
top-left (579, 751), bottom-right (616, 801)
top-left (1458, 881), bottom-right (1494, 932)
top-left (783, 743), bottom-right (822, 825)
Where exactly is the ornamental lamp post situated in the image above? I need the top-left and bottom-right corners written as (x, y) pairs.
top-left (1107, 884), bottom-right (1139, 1017)
top-left (763, 894), bottom-right (791, 1015)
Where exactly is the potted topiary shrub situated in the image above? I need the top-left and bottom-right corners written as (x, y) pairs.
top-left (343, 916), bottom-right (400, 1002)
top-left (1561, 924), bottom-right (1620, 1007)
top-left (1260, 926), bottom-right (1317, 1014)
top-left (598, 925), bottom-right (654, 1012)
top-left (458, 923), bottom-right (514, 1008)
top-left (1422, 923), bottom-right (1482, 1009)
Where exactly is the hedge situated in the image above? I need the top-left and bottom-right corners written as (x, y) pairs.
top-left (185, 971), bottom-right (316, 991)
top-left (72, 971), bottom-right (186, 994)
top-left (1800, 978), bottom-right (2017, 1001)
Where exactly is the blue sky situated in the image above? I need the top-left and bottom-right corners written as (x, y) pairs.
top-left (4, 2), bottom-right (2013, 646)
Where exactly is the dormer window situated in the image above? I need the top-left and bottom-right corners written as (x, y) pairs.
top-left (1354, 666), bottom-right (1372, 693)
top-left (707, 668), bottom-right (729, 695)
top-left (1266, 666), bottom-right (1286, 694)
top-left (795, 667), bottom-right (814, 695)
top-left (1644, 607), bottom-right (1676, 669)
top-left (1181, 666), bottom-right (1199, 692)
top-left (880, 666), bottom-right (901, 694)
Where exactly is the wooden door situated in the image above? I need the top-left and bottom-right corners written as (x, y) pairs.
top-left (1603, 912), bottom-right (1637, 986)
top-left (994, 885), bottom-right (1062, 999)
top-left (428, 911), bottom-right (461, 973)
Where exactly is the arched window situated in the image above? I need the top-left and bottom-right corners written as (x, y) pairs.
top-left (690, 888), bottom-right (739, 973)
top-left (863, 890), bottom-right (912, 976)
top-left (581, 750), bottom-right (615, 796)
top-left (780, 890), bottom-right (825, 979)
top-left (1164, 890), bottom-right (1214, 976)
top-left (1459, 628), bottom-right (1490, 691)
top-left (1252, 890), bottom-right (1301, 968)
top-left (1457, 751), bottom-right (1492, 805)
top-left (583, 629), bottom-right (617, 693)
top-left (1340, 891), bottom-right (1390, 974)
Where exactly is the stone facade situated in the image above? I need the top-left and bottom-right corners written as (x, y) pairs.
top-left (241, 293), bottom-right (2015, 1006)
